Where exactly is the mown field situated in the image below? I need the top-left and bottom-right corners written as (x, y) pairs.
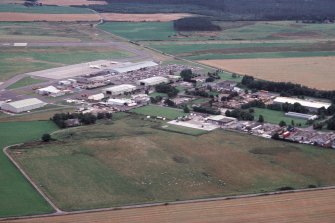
top-left (6, 189), bottom-right (335, 223)
top-left (131, 105), bottom-right (186, 120)
top-left (0, 47), bottom-right (133, 81)
top-left (0, 4), bottom-right (93, 14)
top-left (10, 116), bottom-right (335, 211)
top-left (0, 121), bottom-right (58, 217)
top-left (7, 76), bottom-right (46, 89)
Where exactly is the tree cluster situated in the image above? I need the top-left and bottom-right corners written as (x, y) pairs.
top-left (225, 109), bottom-right (254, 121)
top-left (174, 17), bottom-right (221, 31)
top-left (193, 106), bottom-right (220, 115)
top-left (155, 83), bottom-right (179, 98)
top-left (242, 75), bottom-right (335, 103)
top-left (51, 112), bottom-right (107, 128)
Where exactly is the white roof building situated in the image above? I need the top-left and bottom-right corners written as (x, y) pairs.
top-left (112, 61), bottom-right (158, 73)
top-left (137, 76), bottom-right (169, 86)
top-left (1, 98), bottom-right (46, 113)
top-left (36, 86), bottom-right (63, 97)
top-left (274, 97), bottom-right (331, 111)
top-left (103, 84), bottom-right (137, 96)
top-left (88, 93), bottom-right (105, 101)
top-left (107, 98), bottom-right (136, 106)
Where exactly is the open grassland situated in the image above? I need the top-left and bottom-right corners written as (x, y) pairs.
top-left (7, 76), bottom-right (46, 89)
top-left (5, 189), bottom-right (335, 223)
top-left (0, 12), bottom-right (100, 22)
top-left (40, 0), bottom-right (107, 6)
top-left (199, 56), bottom-right (335, 90)
top-left (10, 116), bottom-right (335, 211)
top-left (0, 121), bottom-right (57, 217)
top-left (252, 108), bottom-right (308, 127)
top-left (99, 22), bottom-right (176, 41)
top-left (0, 4), bottom-right (93, 14)
top-left (0, 47), bottom-right (132, 81)
top-left (131, 105), bottom-right (186, 120)
top-left (101, 13), bottom-right (193, 22)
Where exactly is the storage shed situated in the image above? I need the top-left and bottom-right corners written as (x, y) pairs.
top-left (1, 98), bottom-right (46, 113)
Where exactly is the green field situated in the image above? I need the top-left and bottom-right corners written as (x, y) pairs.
top-left (252, 108), bottom-right (308, 127)
top-left (10, 116), bottom-right (335, 211)
top-left (7, 76), bottom-right (46, 89)
top-left (0, 4), bottom-right (93, 14)
top-left (0, 47), bottom-right (133, 81)
top-left (0, 121), bottom-right (58, 217)
top-left (131, 105), bottom-right (186, 119)
top-left (99, 22), bottom-right (176, 41)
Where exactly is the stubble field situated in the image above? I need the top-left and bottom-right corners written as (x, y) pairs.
top-left (199, 56), bottom-right (335, 90)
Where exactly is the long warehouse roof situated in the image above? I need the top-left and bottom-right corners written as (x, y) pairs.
top-left (5, 98), bottom-right (45, 109)
top-left (112, 61), bottom-right (158, 73)
top-left (104, 84), bottom-right (136, 92)
top-left (274, 97), bottom-right (331, 109)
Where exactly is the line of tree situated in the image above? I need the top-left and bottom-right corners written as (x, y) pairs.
top-left (242, 75), bottom-right (335, 103)
top-left (155, 83), bottom-right (179, 98)
top-left (51, 112), bottom-right (112, 128)
top-left (193, 106), bottom-right (220, 115)
top-left (173, 17), bottom-right (221, 32)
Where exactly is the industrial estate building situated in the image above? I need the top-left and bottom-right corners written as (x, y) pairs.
top-left (1, 98), bottom-right (46, 113)
top-left (103, 84), bottom-right (137, 96)
top-left (273, 97), bottom-right (331, 112)
top-left (137, 76), bottom-right (169, 86)
top-left (285, 112), bottom-right (318, 120)
top-left (111, 61), bottom-right (158, 74)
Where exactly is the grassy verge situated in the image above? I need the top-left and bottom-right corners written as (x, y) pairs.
top-left (7, 76), bottom-right (46, 89)
top-left (131, 105), bottom-right (186, 120)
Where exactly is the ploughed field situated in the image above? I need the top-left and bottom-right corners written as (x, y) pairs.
top-left (6, 189), bottom-right (335, 223)
top-left (10, 115), bottom-right (335, 211)
top-left (199, 56), bottom-right (335, 90)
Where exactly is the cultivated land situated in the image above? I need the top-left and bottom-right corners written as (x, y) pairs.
top-left (0, 47), bottom-right (133, 81)
top-left (0, 13), bottom-right (101, 22)
top-left (0, 4), bottom-right (93, 14)
top-left (101, 13), bottom-right (194, 22)
top-left (4, 189), bottom-right (335, 223)
top-left (0, 121), bottom-right (58, 217)
top-left (199, 56), bottom-right (335, 90)
top-left (9, 116), bottom-right (335, 211)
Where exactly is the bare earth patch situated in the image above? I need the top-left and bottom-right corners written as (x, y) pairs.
top-left (39, 0), bottom-right (107, 6)
top-left (199, 56), bottom-right (335, 90)
top-left (0, 12), bottom-right (100, 22)
top-left (101, 13), bottom-right (194, 22)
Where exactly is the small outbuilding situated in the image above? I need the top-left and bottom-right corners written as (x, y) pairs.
top-left (1, 98), bottom-right (46, 113)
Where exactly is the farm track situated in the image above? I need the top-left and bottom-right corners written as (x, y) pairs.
top-left (2, 188), bottom-right (335, 223)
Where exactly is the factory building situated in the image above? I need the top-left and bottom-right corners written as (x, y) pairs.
top-left (285, 112), bottom-right (318, 121)
top-left (88, 93), bottom-right (105, 101)
top-left (137, 76), bottom-right (169, 86)
top-left (107, 99), bottom-right (137, 107)
top-left (111, 61), bottom-right (158, 74)
top-left (1, 98), bottom-right (46, 113)
top-left (273, 97), bottom-right (331, 112)
top-left (103, 84), bottom-right (137, 96)
top-left (36, 86), bottom-right (64, 97)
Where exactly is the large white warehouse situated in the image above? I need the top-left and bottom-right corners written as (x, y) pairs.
top-left (137, 76), bottom-right (169, 86)
top-left (1, 98), bottom-right (46, 113)
top-left (111, 61), bottom-right (158, 74)
top-left (273, 97), bottom-right (331, 112)
top-left (103, 84), bottom-right (137, 96)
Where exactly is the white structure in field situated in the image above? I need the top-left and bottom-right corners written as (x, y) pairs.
top-left (103, 84), bottom-right (136, 96)
top-left (273, 97), bottom-right (331, 112)
top-left (111, 61), bottom-right (158, 74)
top-left (107, 98), bottom-right (137, 106)
top-left (1, 98), bottom-right (46, 113)
top-left (88, 93), bottom-right (105, 101)
top-left (36, 86), bottom-right (64, 97)
top-left (137, 76), bottom-right (169, 86)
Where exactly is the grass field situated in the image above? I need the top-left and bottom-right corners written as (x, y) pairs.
top-left (199, 56), bottom-right (335, 90)
top-left (7, 76), bottom-right (46, 89)
top-left (10, 116), bottom-right (335, 211)
top-left (0, 121), bottom-right (58, 217)
top-left (131, 105), bottom-right (186, 119)
top-left (252, 108), bottom-right (308, 127)
top-left (0, 4), bottom-right (93, 14)
top-left (6, 189), bottom-right (335, 223)
top-left (0, 47), bottom-right (133, 81)
top-left (98, 22), bottom-right (176, 41)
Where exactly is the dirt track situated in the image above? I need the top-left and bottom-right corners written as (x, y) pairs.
top-left (0, 13), bottom-right (101, 22)
top-left (199, 57), bottom-right (335, 90)
top-left (4, 189), bottom-right (335, 223)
